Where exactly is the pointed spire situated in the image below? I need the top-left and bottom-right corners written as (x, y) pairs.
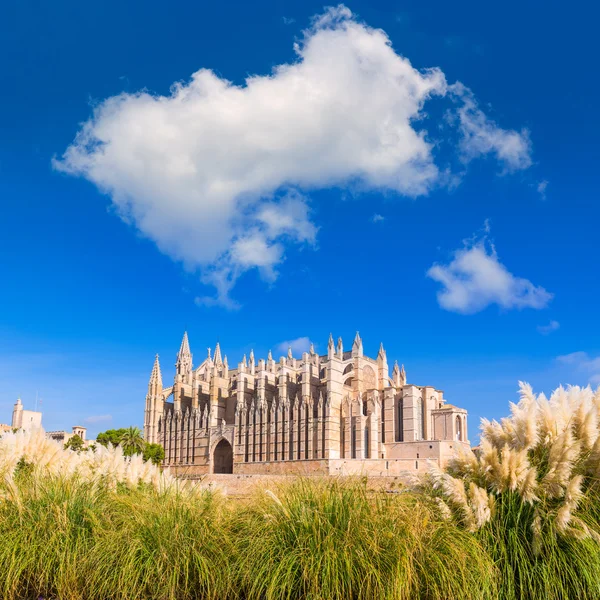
top-left (207, 347), bottom-right (212, 360)
top-left (242, 354), bottom-right (247, 367)
top-left (149, 354), bottom-right (163, 388)
top-left (176, 331), bottom-right (192, 375)
top-left (392, 361), bottom-right (401, 387)
top-left (377, 342), bottom-right (386, 361)
top-left (337, 336), bottom-right (343, 358)
top-left (328, 333), bottom-right (335, 359)
top-left (178, 331), bottom-right (191, 358)
top-left (400, 364), bottom-right (406, 386)
top-left (268, 349), bottom-right (273, 361)
top-left (286, 346), bottom-right (292, 360)
top-left (214, 342), bottom-right (222, 365)
top-left (310, 343), bottom-right (315, 355)
top-left (352, 331), bottom-right (363, 357)
top-left (223, 355), bottom-right (229, 371)
top-left (249, 349), bottom-right (255, 365)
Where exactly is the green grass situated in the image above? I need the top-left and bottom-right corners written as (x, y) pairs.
top-left (1, 473), bottom-right (600, 599)
top-left (233, 478), bottom-right (496, 600)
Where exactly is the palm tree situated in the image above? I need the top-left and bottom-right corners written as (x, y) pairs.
top-left (120, 426), bottom-right (145, 456)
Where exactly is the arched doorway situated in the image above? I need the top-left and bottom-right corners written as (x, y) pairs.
top-left (213, 439), bottom-right (233, 474)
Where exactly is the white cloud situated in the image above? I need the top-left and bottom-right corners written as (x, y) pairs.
top-left (275, 337), bottom-right (312, 356)
top-left (54, 5), bottom-right (532, 306)
top-left (537, 320), bottom-right (560, 335)
top-left (557, 352), bottom-right (600, 385)
top-left (537, 180), bottom-right (548, 200)
top-left (371, 213), bottom-right (385, 223)
top-left (450, 83), bottom-right (532, 172)
top-left (427, 234), bottom-right (552, 314)
top-left (83, 414), bottom-right (113, 424)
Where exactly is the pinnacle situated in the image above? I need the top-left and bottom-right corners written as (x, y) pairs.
top-left (177, 331), bottom-right (191, 359)
top-left (328, 333), bottom-right (334, 346)
top-left (149, 354), bottom-right (163, 388)
top-left (353, 331), bottom-right (362, 348)
top-left (378, 342), bottom-right (385, 357)
top-left (214, 342), bottom-right (222, 365)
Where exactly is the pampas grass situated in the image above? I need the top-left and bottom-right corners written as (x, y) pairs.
top-left (0, 428), bottom-right (175, 490)
top-left (2, 384), bottom-right (600, 598)
top-left (429, 382), bottom-right (600, 600)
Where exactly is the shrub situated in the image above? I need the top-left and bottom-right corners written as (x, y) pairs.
top-left (233, 478), bottom-right (496, 600)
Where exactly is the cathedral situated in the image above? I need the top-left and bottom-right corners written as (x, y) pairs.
top-left (144, 332), bottom-right (469, 477)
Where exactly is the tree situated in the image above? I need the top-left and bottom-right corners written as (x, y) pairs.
top-left (96, 428), bottom-right (128, 448)
top-left (120, 426), bottom-right (145, 456)
top-left (64, 434), bottom-right (85, 452)
top-left (143, 443), bottom-right (165, 466)
top-left (96, 426), bottom-right (163, 465)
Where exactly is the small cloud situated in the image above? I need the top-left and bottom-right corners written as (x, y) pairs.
top-left (427, 228), bottom-right (552, 314)
top-left (450, 83), bottom-right (533, 173)
top-left (282, 16), bottom-right (295, 25)
top-left (371, 213), bottom-right (385, 223)
top-left (275, 336), bottom-right (312, 356)
top-left (557, 351), bottom-right (600, 385)
top-left (537, 320), bottom-right (560, 335)
top-left (84, 414), bottom-right (113, 424)
top-left (537, 180), bottom-right (548, 200)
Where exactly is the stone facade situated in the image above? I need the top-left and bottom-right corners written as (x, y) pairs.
top-left (144, 333), bottom-right (469, 476)
top-left (12, 398), bottom-right (43, 432)
top-left (46, 425), bottom-right (90, 447)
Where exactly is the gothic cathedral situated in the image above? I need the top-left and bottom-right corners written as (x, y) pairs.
top-left (144, 332), bottom-right (469, 476)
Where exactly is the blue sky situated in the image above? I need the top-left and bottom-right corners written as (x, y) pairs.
top-left (0, 0), bottom-right (598, 441)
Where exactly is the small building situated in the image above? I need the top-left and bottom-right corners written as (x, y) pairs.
top-left (46, 426), bottom-right (89, 446)
top-left (11, 398), bottom-right (43, 432)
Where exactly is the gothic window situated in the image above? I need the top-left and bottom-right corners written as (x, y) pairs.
top-left (362, 399), bottom-right (368, 417)
top-left (364, 426), bottom-right (369, 458)
top-left (456, 415), bottom-right (463, 441)
top-left (416, 397), bottom-right (425, 441)
top-left (343, 364), bottom-right (354, 375)
top-left (351, 418), bottom-right (357, 459)
top-left (381, 398), bottom-right (385, 443)
top-left (397, 398), bottom-right (404, 442)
